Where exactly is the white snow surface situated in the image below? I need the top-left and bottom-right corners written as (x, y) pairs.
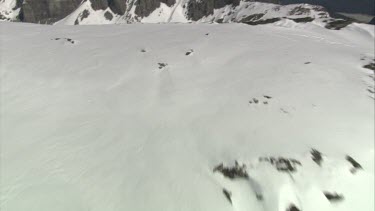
top-left (0, 21), bottom-right (374, 211)
top-left (0, 0), bottom-right (19, 20)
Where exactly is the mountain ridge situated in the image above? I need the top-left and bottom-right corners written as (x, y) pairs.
top-left (0, 0), bottom-right (331, 25)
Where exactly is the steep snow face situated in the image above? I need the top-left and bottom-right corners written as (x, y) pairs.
top-left (0, 22), bottom-right (374, 211)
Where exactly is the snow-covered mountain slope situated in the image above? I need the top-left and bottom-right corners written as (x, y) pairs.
top-left (1, 0), bottom-right (331, 26)
top-left (0, 22), bottom-right (374, 211)
top-left (57, 0), bottom-right (330, 25)
top-left (0, 0), bottom-right (21, 21)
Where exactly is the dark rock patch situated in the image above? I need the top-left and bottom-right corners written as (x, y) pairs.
top-left (214, 0), bottom-right (240, 10)
top-left (222, 188), bottom-right (232, 204)
top-left (0, 13), bottom-right (10, 21)
top-left (185, 0), bottom-right (214, 21)
top-left (135, 0), bottom-right (176, 18)
top-left (213, 161), bottom-right (249, 179)
top-left (346, 155), bottom-right (363, 173)
top-left (108, 0), bottom-right (126, 15)
top-left (311, 148), bottom-right (323, 166)
top-left (249, 98), bottom-right (260, 104)
top-left (158, 63), bottom-right (168, 69)
top-left (185, 0), bottom-right (240, 21)
top-left (304, 62), bottom-right (311, 64)
top-left (75, 9), bottom-right (90, 24)
top-left (287, 204), bottom-right (301, 211)
top-left (244, 18), bottom-right (282, 25)
top-left (90, 0), bottom-right (108, 11)
top-left (289, 5), bottom-right (311, 15)
top-left (21, 0), bottom-right (82, 24)
top-left (259, 157), bottom-right (301, 173)
top-left (256, 193), bottom-right (264, 201)
top-left (216, 18), bottom-right (224, 23)
top-left (288, 17), bottom-right (314, 23)
top-left (81, 9), bottom-right (90, 20)
top-left (185, 49), bottom-right (194, 56)
top-left (104, 11), bottom-right (113, 20)
top-left (323, 191), bottom-right (344, 202)
top-left (51, 37), bottom-right (75, 44)
top-left (280, 108), bottom-right (289, 114)
top-left (240, 13), bottom-right (265, 22)
top-left (263, 95), bottom-right (272, 99)
top-left (363, 63), bottom-right (375, 72)
top-left (325, 19), bottom-right (352, 30)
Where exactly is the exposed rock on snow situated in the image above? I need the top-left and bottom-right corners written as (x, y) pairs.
top-left (346, 155), bottom-right (363, 173)
top-left (214, 162), bottom-right (249, 179)
top-left (158, 62), bottom-right (168, 69)
top-left (311, 148), bottom-right (323, 166)
top-left (324, 18), bottom-right (353, 30)
top-left (51, 37), bottom-right (76, 44)
top-left (222, 188), bottom-right (233, 204)
top-left (259, 156), bottom-right (302, 172)
top-left (363, 62), bottom-right (375, 71)
top-left (323, 191), bottom-right (344, 202)
top-left (213, 149), bottom-right (372, 211)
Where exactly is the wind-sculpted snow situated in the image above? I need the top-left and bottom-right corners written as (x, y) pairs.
top-left (0, 22), bottom-right (374, 211)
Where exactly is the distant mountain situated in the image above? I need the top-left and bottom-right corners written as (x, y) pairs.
top-left (1, 0), bottom-right (372, 26)
top-left (280, 0), bottom-right (374, 16)
top-left (0, 0), bottom-right (330, 25)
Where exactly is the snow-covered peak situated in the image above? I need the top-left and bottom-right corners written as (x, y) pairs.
top-left (1, 0), bottom-right (333, 27)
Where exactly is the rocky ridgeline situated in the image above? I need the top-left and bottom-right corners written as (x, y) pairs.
top-left (1, 0), bottom-right (331, 25)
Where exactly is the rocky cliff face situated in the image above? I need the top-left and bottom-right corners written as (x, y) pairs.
top-left (20, 0), bottom-right (82, 23)
top-left (134, 0), bottom-right (175, 17)
top-left (0, 0), bottom-right (330, 25)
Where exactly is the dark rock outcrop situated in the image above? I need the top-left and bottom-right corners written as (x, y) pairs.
top-left (325, 19), bottom-right (352, 30)
top-left (89, 0), bottom-right (127, 15)
top-left (104, 11), bottom-right (114, 20)
top-left (185, 0), bottom-right (214, 21)
top-left (21, 0), bottom-right (82, 23)
top-left (90, 0), bottom-right (109, 11)
top-left (213, 161), bottom-right (249, 179)
top-left (185, 0), bottom-right (243, 21)
top-left (134, 0), bottom-right (176, 17)
top-left (108, 0), bottom-right (127, 15)
top-left (323, 192), bottom-right (344, 202)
